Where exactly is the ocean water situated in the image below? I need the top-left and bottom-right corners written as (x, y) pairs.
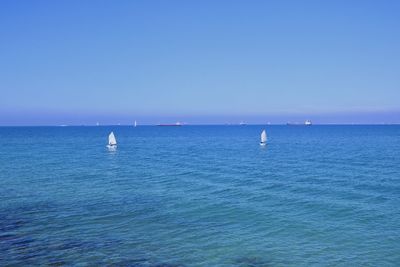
top-left (0, 125), bottom-right (399, 266)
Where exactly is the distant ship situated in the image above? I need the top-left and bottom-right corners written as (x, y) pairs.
top-left (286, 120), bottom-right (312, 126)
top-left (239, 121), bottom-right (247, 126)
top-left (157, 122), bottom-right (182, 126)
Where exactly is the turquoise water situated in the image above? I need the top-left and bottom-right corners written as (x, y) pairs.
top-left (1, 125), bottom-right (399, 266)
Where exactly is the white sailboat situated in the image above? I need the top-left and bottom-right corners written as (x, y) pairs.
top-left (260, 129), bottom-right (267, 146)
top-left (134, 120), bottom-right (137, 127)
top-left (107, 131), bottom-right (117, 149)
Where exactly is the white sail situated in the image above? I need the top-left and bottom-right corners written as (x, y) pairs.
top-left (261, 130), bottom-right (267, 143)
top-left (134, 120), bottom-right (137, 127)
top-left (108, 132), bottom-right (117, 145)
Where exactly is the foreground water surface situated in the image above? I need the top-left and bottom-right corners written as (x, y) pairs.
top-left (0, 125), bottom-right (399, 266)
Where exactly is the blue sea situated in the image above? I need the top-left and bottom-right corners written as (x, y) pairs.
top-left (1, 125), bottom-right (399, 266)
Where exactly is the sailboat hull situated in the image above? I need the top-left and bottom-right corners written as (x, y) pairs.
top-left (260, 142), bottom-right (267, 146)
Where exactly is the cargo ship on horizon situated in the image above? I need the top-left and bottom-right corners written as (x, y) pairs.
top-left (157, 122), bottom-right (182, 126)
top-left (286, 120), bottom-right (313, 126)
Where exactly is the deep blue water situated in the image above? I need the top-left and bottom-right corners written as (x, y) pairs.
top-left (0, 125), bottom-right (399, 266)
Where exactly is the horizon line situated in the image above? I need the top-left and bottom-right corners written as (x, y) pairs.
top-left (1, 122), bottom-right (400, 127)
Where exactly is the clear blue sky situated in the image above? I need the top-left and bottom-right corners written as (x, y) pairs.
top-left (0, 0), bottom-right (399, 125)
